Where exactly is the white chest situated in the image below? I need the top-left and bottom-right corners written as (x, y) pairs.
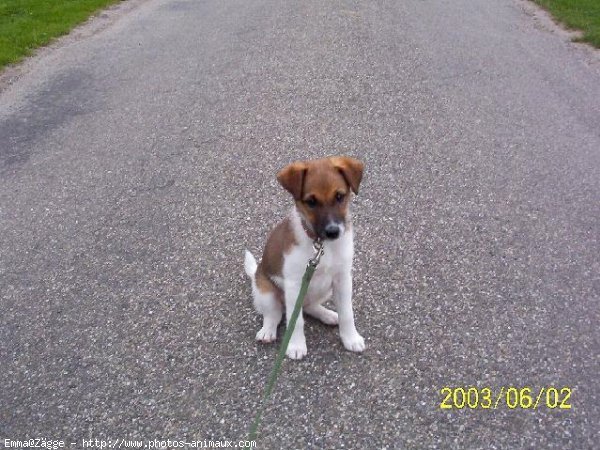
top-left (281, 233), bottom-right (354, 304)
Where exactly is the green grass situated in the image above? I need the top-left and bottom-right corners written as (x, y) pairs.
top-left (0, 0), bottom-right (121, 69)
top-left (533, 0), bottom-right (600, 48)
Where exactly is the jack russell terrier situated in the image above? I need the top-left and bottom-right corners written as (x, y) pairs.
top-left (244, 156), bottom-right (365, 360)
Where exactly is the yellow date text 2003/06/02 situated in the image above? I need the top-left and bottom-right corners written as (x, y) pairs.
top-left (439, 386), bottom-right (572, 410)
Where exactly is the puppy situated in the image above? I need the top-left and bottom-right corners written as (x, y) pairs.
top-left (244, 156), bottom-right (365, 360)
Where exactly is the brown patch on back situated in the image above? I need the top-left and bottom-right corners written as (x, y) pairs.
top-left (254, 270), bottom-right (283, 303)
top-left (256, 217), bottom-right (297, 291)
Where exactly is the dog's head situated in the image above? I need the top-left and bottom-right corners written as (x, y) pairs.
top-left (277, 156), bottom-right (364, 240)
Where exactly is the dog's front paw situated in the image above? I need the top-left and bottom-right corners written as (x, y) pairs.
top-left (286, 341), bottom-right (308, 360)
top-left (341, 332), bottom-right (365, 353)
top-left (256, 327), bottom-right (277, 343)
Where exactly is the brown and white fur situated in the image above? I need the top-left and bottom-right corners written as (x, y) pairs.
top-left (244, 156), bottom-right (365, 360)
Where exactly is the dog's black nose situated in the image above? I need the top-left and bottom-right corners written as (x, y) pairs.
top-left (324, 224), bottom-right (340, 240)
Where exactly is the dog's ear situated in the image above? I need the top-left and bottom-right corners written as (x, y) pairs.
top-left (330, 156), bottom-right (364, 194)
top-left (277, 161), bottom-right (308, 200)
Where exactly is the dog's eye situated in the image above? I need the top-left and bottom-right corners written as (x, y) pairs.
top-left (304, 197), bottom-right (318, 208)
top-left (335, 192), bottom-right (346, 203)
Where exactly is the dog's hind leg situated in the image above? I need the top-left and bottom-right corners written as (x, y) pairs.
top-left (304, 304), bottom-right (339, 325)
top-left (303, 289), bottom-right (338, 325)
top-left (253, 288), bottom-right (283, 343)
top-left (245, 250), bottom-right (283, 343)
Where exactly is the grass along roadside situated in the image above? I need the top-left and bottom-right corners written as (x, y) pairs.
top-left (533, 0), bottom-right (600, 48)
top-left (0, 0), bottom-right (121, 70)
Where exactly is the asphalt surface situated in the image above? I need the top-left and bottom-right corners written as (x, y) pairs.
top-left (1, 0), bottom-right (599, 448)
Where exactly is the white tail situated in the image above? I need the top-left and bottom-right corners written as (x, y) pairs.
top-left (244, 250), bottom-right (257, 277)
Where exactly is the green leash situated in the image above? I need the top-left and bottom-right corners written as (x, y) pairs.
top-left (248, 239), bottom-right (324, 441)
